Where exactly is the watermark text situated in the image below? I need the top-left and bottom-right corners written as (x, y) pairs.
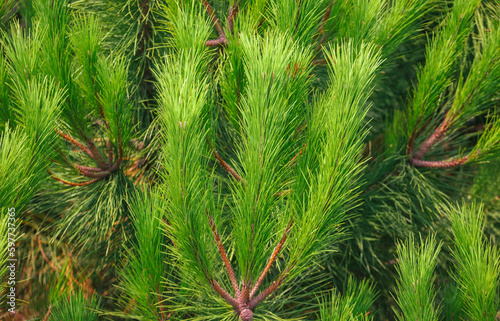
top-left (6, 207), bottom-right (17, 314)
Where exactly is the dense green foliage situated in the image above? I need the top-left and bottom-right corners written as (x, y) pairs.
top-left (1, 0), bottom-right (500, 320)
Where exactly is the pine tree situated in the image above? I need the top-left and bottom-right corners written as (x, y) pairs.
top-left (1, 0), bottom-right (500, 320)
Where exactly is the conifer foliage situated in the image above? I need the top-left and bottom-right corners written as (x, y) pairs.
top-left (1, 0), bottom-right (500, 320)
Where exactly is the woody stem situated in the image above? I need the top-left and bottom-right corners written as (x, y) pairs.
top-left (208, 214), bottom-right (241, 298)
top-left (56, 129), bottom-right (110, 169)
top-left (410, 151), bottom-right (477, 168)
top-left (213, 150), bottom-right (244, 183)
top-left (201, 0), bottom-right (225, 38)
top-left (56, 129), bottom-right (93, 159)
top-left (411, 117), bottom-right (450, 161)
top-left (250, 221), bottom-right (293, 299)
top-left (49, 170), bottom-right (103, 186)
top-left (85, 138), bottom-right (110, 169)
top-left (249, 269), bottom-right (288, 310)
top-left (206, 35), bottom-right (227, 47)
top-left (209, 278), bottom-right (240, 312)
top-left (227, 0), bottom-right (240, 35)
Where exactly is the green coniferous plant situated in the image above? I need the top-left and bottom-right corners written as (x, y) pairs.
top-left (0, 0), bottom-right (500, 320)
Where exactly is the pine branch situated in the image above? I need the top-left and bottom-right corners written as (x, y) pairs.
top-left (209, 278), bottom-right (240, 311)
top-left (227, 1), bottom-right (240, 35)
top-left (404, 0), bottom-right (481, 137)
top-left (213, 150), bottom-right (244, 182)
top-left (408, 110), bottom-right (483, 169)
top-left (56, 128), bottom-right (94, 160)
top-left (206, 35), bottom-right (227, 47)
top-left (202, 0), bottom-right (224, 36)
top-left (74, 167), bottom-right (113, 179)
top-left (56, 127), bottom-right (113, 171)
top-left (206, 215), bottom-right (294, 319)
top-left (49, 170), bottom-right (103, 186)
top-left (319, 277), bottom-right (378, 320)
top-left (208, 214), bottom-right (240, 298)
top-left (50, 291), bottom-right (100, 320)
top-left (410, 153), bottom-right (473, 169)
top-left (74, 164), bottom-right (110, 179)
top-left (393, 234), bottom-right (441, 321)
top-left (202, 0), bottom-right (226, 46)
top-left (250, 221), bottom-right (293, 299)
top-left (249, 272), bottom-right (287, 310)
top-left (42, 305), bottom-right (51, 321)
top-left (74, 164), bottom-right (107, 173)
top-left (449, 203), bottom-right (500, 320)
top-left (85, 136), bottom-right (110, 169)
top-left (411, 117), bottom-right (451, 161)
